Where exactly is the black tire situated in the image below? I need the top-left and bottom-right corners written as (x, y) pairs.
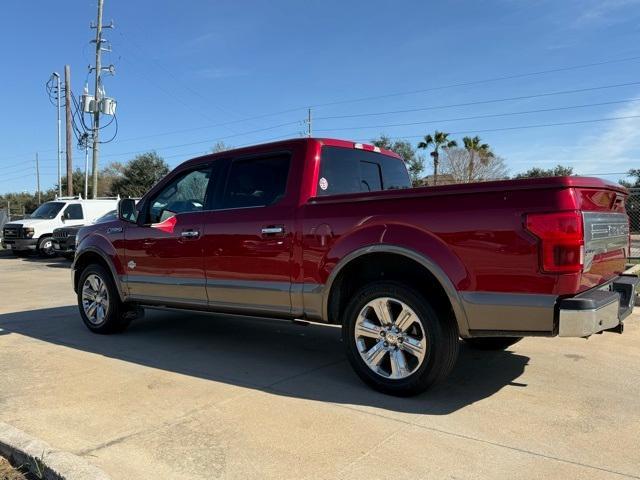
top-left (37, 236), bottom-right (57, 258)
top-left (342, 281), bottom-right (459, 397)
top-left (77, 264), bottom-right (135, 334)
top-left (463, 337), bottom-right (522, 350)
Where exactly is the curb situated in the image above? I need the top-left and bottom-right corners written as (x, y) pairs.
top-left (0, 422), bottom-right (110, 480)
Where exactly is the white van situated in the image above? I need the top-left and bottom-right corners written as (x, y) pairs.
top-left (1, 196), bottom-right (119, 257)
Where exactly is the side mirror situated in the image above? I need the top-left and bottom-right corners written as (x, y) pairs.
top-left (60, 215), bottom-right (66, 223)
top-left (118, 198), bottom-right (138, 223)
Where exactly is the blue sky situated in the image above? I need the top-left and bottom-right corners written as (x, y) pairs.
top-left (1, 0), bottom-right (640, 194)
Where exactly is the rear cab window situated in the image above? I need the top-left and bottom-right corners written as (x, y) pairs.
top-left (317, 146), bottom-right (411, 196)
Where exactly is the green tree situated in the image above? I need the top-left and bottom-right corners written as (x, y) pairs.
top-left (110, 152), bottom-right (170, 198)
top-left (371, 135), bottom-right (424, 185)
top-left (620, 168), bottom-right (640, 188)
top-left (620, 169), bottom-right (640, 232)
top-left (417, 131), bottom-right (457, 186)
top-left (463, 136), bottom-right (494, 182)
top-left (514, 165), bottom-right (574, 179)
top-left (56, 169), bottom-right (87, 196)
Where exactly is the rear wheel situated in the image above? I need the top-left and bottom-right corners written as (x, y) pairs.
top-left (77, 264), bottom-right (138, 334)
top-left (463, 337), bottom-right (522, 350)
top-left (37, 236), bottom-right (56, 258)
top-left (342, 281), bottom-right (459, 397)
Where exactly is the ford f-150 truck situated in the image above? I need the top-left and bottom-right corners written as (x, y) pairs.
top-left (72, 137), bottom-right (637, 396)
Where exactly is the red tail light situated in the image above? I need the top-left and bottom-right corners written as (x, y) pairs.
top-left (525, 211), bottom-right (584, 273)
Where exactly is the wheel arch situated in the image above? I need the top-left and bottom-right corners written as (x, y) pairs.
top-left (73, 248), bottom-right (126, 302)
top-left (322, 245), bottom-right (470, 336)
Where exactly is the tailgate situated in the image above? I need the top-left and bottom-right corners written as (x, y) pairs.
top-left (579, 187), bottom-right (629, 288)
top-left (583, 212), bottom-right (629, 274)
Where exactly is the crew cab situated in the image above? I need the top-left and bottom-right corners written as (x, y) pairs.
top-left (3, 197), bottom-right (118, 257)
top-left (72, 138), bottom-right (637, 396)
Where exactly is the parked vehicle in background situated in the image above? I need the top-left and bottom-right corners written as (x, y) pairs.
top-left (2, 197), bottom-right (118, 257)
top-left (52, 210), bottom-right (117, 259)
top-left (0, 209), bottom-right (8, 244)
top-left (72, 137), bottom-right (637, 396)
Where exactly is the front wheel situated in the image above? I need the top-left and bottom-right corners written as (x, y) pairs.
top-left (78, 264), bottom-right (136, 334)
top-left (37, 236), bottom-right (57, 258)
top-left (342, 281), bottom-right (459, 397)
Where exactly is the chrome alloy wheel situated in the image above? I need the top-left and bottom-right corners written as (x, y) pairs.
top-left (354, 297), bottom-right (427, 380)
top-left (82, 274), bottom-right (110, 325)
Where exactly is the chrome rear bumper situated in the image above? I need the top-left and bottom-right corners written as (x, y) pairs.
top-left (558, 275), bottom-right (638, 337)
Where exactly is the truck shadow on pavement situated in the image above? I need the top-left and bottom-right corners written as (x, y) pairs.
top-left (0, 253), bottom-right (72, 268)
top-left (0, 306), bottom-right (530, 414)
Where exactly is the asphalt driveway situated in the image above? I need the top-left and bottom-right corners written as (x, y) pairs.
top-left (0, 251), bottom-right (639, 479)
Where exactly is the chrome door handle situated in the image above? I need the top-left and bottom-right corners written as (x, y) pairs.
top-left (261, 226), bottom-right (284, 235)
top-left (181, 230), bottom-right (200, 238)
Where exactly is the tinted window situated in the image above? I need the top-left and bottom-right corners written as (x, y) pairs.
top-left (221, 154), bottom-right (290, 209)
top-left (63, 204), bottom-right (83, 220)
top-left (379, 155), bottom-right (412, 190)
top-left (95, 210), bottom-right (117, 223)
top-left (149, 167), bottom-right (212, 223)
top-left (359, 161), bottom-right (382, 192)
top-left (318, 147), bottom-right (411, 196)
top-left (30, 202), bottom-right (65, 219)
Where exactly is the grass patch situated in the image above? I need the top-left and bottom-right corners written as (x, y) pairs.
top-left (0, 456), bottom-right (28, 480)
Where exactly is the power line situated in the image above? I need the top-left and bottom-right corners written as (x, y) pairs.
top-left (117, 30), bottom-right (247, 130)
top-left (315, 98), bottom-right (640, 132)
top-left (315, 81), bottom-right (640, 121)
top-left (7, 56), bottom-right (640, 162)
top-left (71, 80), bottom-right (640, 147)
top-left (96, 121), bottom-right (300, 159)
top-left (309, 54), bottom-right (640, 109)
top-left (355, 114), bottom-right (640, 141)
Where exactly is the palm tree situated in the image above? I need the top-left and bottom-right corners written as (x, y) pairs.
top-left (462, 136), bottom-right (494, 182)
top-left (417, 131), bottom-right (457, 186)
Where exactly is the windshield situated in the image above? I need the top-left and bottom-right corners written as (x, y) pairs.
top-left (94, 210), bottom-right (117, 224)
top-left (30, 202), bottom-right (65, 219)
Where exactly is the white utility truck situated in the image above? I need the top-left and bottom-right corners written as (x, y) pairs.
top-left (1, 196), bottom-right (118, 257)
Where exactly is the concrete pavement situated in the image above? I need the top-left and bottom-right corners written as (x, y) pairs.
top-left (0, 251), bottom-right (639, 479)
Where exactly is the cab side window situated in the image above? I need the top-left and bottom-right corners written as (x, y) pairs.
top-left (148, 167), bottom-right (212, 224)
top-left (63, 204), bottom-right (83, 220)
top-left (221, 154), bottom-right (290, 209)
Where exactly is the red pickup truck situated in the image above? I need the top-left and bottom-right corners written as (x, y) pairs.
top-left (72, 137), bottom-right (637, 396)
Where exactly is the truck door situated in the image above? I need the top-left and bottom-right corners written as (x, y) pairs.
top-left (123, 166), bottom-right (213, 306)
top-left (202, 152), bottom-right (297, 316)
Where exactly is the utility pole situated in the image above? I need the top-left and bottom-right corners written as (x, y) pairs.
top-left (307, 108), bottom-right (312, 137)
top-left (83, 134), bottom-right (90, 199)
top-left (85, 0), bottom-right (116, 199)
top-left (90, 0), bottom-right (104, 199)
top-left (51, 72), bottom-right (62, 198)
top-left (36, 153), bottom-right (41, 205)
top-left (64, 65), bottom-right (73, 196)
